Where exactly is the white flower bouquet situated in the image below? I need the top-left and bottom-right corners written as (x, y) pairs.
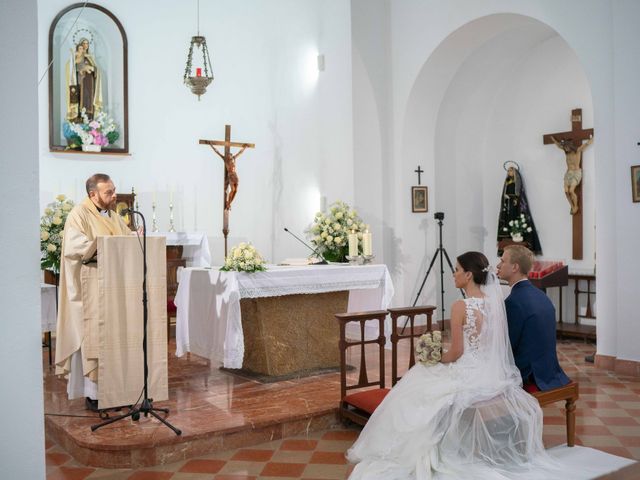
top-left (307, 200), bottom-right (367, 263)
top-left (415, 330), bottom-right (442, 366)
top-left (502, 213), bottom-right (532, 241)
top-left (40, 194), bottom-right (75, 273)
top-left (63, 109), bottom-right (119, 150)
top-left (220, 242), bottom-right (267, 273)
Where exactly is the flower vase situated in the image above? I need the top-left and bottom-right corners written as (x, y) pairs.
top-left (82, 144), bottom-right (102, 153)
top-left (511, 234), bottom-right (523, 243)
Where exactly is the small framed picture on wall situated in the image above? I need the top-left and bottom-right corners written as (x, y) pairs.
top-left (412, 186), bottom-right (428, 212)
top-left (632, 165), bottom-right (640, 203)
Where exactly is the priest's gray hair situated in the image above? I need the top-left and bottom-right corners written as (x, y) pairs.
top-left (86, 173), bottom-right (111, 195)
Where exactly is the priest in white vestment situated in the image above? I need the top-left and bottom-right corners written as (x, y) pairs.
top-left (55, 173), bottom-right (131, 408)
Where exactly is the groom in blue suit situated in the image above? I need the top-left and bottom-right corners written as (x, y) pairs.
top-left (498, 245), bottom-right (570, 392)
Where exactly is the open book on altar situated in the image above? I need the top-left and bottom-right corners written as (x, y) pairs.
top-left (278, 257), bottom-right (324, 266)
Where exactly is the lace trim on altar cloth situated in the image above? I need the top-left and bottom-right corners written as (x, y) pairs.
top-left (238, 278), bottom-right (385, 299)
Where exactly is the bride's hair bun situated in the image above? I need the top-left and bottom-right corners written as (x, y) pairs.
top-left (456, 251), bottom-right (490, 285)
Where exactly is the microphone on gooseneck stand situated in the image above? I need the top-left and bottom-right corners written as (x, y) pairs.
top-left (283, 227), bottom-right (328, 264)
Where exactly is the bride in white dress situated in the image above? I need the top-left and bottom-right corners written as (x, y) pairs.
top-left (347, 251), bottom-right (555, 479)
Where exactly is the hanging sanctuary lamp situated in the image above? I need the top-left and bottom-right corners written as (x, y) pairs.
top-left (183, 0), bottom-right (214, 100)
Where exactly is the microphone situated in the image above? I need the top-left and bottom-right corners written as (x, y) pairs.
top-left (283, 227), bottom-right (328, 264)
top-left (120, 207), bottom-right (133, 216)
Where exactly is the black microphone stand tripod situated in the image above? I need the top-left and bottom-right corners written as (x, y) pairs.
top-left (91, 210), bottom-right (181, 435)
top-left (403, 212), bottom-right (463, 333)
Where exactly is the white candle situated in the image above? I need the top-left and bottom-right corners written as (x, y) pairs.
top-left (169, 188), bottom-right (174, 205)
top-left (363, 229), bottom-right (372, 256)
top-left (348, 231), bottom-right (358, 257)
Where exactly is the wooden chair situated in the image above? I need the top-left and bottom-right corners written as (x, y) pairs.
top-left (531, 381), bottom-right (579, 447)
top-left (387, 306), bottom-right (437, 385)
top-left (336, 310), bottom-right (389, 426)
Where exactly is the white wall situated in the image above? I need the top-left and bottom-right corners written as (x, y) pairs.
top-left (612, 0), bottom-right (640, 363)
top-left (379, 0), bottom-right (635, 361)
top-left (352, 0), bottom-right (638, 361)
top-left (0, 0), bottom-right (46, 478)
top-left (38, 0), bottom-right (353, 265)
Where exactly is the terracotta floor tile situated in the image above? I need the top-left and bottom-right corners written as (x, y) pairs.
top-left (270, 450), bottom-right (314, 463)
top-left (280, 439), bottom-right (318, 451)
top-left (309, 451), bottom-right (347, 465)
top-left (575, 425), bottom-right (612, 435)
top-left (321, 431), bottom-right (358, 441)
top-left (302, 463), bottom-right (350, 479)
top-left (218, 461), bottom-right (265, 476)
top-left (213, 476), bottom-right (257, 480)
top-left (179, 459), bottom-right (226, 474)
top-left (43, 339), bottom-right (640, 478)
top-left (46, 466), bottom-right (97, 480)
top-left (602, 417), bottom-right (640, 427)
top-left (127, 472), bottom-right (175, 480)
top-left (620, 436), bottom-right (640, 447)
top-left (543, 416), bottom-right (566, 425)
top-left (230, 449), bottom-right (274, 462)
top-left (47, 452), bottom-right (72, 466)
top-left (260, 462), bottom-right (306, 477)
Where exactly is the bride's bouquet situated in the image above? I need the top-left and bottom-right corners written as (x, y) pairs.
top-left (415, 330), bottom-right (442, 366)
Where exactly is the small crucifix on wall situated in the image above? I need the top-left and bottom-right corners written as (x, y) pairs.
top-left (199, 125), bottom-right (255, 257)
top-left (543, 108), bottom-right (594, 260)
top-left (412, 165), bottom-right (428, 212)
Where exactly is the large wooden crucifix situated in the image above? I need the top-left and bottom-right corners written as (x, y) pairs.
top-left (199, 125), bottom-right (255, 257)
top-left (543, 108), bottom-right (594, 260)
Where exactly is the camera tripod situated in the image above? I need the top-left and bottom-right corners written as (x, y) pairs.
top-left (404, 212), bottom-right (464, 332)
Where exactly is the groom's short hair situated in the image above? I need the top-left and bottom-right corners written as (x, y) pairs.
top-left (505, 245), bottom-right (533, 274)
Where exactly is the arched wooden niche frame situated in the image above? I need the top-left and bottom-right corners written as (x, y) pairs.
top-left (48, 3), bottom-right (129, 153)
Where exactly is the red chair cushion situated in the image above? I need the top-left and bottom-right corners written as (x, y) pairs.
top-left (524, 382), bottom-right (540, 393)
top-left (167, 298), bottom-right (177, 315)
top-left (343, 388), bottom-right (390, 414)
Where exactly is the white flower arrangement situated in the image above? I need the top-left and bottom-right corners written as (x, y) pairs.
top-left (307, 200), bottom-right (367, 262)
top-left (502, 213), bottom-right (532, 241)
top-left (40, 194), bottom-right (75, 273)
top-left (415, 330), bottom-right (442, 366)
top-left (220, 242), bottom-right (267, 273)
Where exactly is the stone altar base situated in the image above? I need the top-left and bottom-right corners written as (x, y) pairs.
top-left (240, 291), bottom-right (349, 377)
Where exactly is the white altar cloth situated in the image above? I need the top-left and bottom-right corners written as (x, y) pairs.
top-left (41, 284), bottom-right (57, 332)
top-left (174, 264), bottom-right (394, 368)
top-left (148, 231), bottom-right (211, 267)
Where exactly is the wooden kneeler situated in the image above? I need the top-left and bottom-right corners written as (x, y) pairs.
top-left (532, 381), bottom-right (579, 447)
top-left (336, 310), bottom-right (389, 426)
top-left (336, 306), bottom-right (437, 426)
top-left (388, 306), bottom-right (437, 385)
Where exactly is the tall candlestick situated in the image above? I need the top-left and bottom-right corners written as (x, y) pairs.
top-left (151, 202), bottom-right (159, 232)
top-left (348, 231), bottom-right (358, 257)
top-left (168, 202), bottom-right (176, 232)
top-left (362, 229), bottom-right (372, 256)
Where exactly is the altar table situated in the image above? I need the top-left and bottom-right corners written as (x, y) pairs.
top-left (174, 264), bottom-right (394, 375)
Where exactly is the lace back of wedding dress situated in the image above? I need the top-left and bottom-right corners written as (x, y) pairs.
top-left (435, 273), bottom-right (550, 476)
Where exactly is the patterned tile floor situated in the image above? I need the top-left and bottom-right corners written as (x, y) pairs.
top-left (46, 340), bottom-right (640, 479)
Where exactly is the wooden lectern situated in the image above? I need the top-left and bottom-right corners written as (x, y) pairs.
top-left (94, 236), bottom-right (168, 409)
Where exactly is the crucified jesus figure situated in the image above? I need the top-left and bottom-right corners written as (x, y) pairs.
top-left (223, 146), bottom-right (246, 210)
top-left (550, 135), bottom-right (593, 215)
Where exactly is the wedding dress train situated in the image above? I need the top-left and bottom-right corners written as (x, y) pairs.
top-left (346, 274), bottom-right (615, 479)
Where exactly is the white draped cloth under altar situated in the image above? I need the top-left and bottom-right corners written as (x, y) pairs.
top-left (174, 264), bottom-right (394, 368)
top-left (148, 231), bottom-right (211, 267)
